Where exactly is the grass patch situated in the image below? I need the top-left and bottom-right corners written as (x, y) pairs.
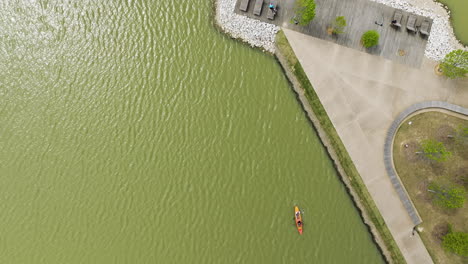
top-left (276, 30), bottom-right (406, 264)
top-left (393, 111), bottom-right (468, 263)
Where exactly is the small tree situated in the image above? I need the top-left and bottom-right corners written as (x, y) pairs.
top-left (420, 139), bottom-right (451, 162)
top-left (455, 125), bottom-right (468, 145)
top-left (440, 49), bottom-right (468, 79)
top-left (428, 183), bottom-right (466, 209)
top-left (330, 16), bottom-right (346, 34)
top-left (294, 0), bottom-right (316, 26)
top-left (442, 231), bottom-right (468, 256)
top-left (361, 30), bottom-right (379, 48)
top-left (459, 126), bottom-right (468, 137)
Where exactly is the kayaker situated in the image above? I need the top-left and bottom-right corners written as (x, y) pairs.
top-left (297, 221), bottom-right (302, 227)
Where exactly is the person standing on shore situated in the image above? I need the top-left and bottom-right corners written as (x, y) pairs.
top-left (269, 3), bottom-right (277, 13)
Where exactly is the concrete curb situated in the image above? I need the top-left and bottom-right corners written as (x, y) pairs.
top-left (384, 101), bottom-right (468, 226)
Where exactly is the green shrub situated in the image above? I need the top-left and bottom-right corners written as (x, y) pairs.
top-left (456, 125), bottom-right (468, 145)
top-left (459, 126), bottom-right (468, 137)
top-left (447, 223), bottom-right (453, 234)
top-left (294, 0), bottom-right (316, 26)
top-left (440, 49), bottom-right (468, 79)
top-left (428, 183), bottom-right (466, 209)
top-left (361, 30), bottom-right (379, 48)
top-left (442, 231), bottom-right (468, 256)
top-left (331, 16), bottom-right (346, 34)
top-left (420, 139), bottom-right (451, 162)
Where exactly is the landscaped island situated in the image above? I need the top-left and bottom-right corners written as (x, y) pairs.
top-left (393, 111), bottom-right (468, 263)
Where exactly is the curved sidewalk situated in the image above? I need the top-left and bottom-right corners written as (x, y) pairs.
top-left (384, 102), bottom-right (468, 226)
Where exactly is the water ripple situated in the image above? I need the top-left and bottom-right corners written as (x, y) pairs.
top-left (0, 1), bottom-right (383, 263)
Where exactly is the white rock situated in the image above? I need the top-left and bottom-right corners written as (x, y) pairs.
top-left (215, 0), bottom-right (279, 53)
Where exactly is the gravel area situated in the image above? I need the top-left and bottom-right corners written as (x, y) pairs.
top-left (215, 0), bottom-right (279, 52)
top-left (371, 0), bottom-right (467, 60)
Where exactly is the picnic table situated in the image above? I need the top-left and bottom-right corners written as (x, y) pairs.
top-left (266, 1), bottom-right (277, 20)
top-left (240, 0), bottom-right (250, 11)
top-left (253, 0), bottom-right (263, 16)
top-left (420, 20), bottom-right (430, 36)
top-left (407, 15), bottom-right (417, 33)
top-left (391, 11), bottom-right (402, 28)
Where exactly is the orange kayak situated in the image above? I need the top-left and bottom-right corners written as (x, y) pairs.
top-left (294, 206), bottom-right (303, 235)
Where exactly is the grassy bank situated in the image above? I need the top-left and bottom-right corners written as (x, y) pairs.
top-left (393, 111), bottom-right (468, 264)
top-left (275, 30), bottom-right (406, 264)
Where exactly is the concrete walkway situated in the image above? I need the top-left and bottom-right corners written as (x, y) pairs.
top-left (282, 28), bottom-right (468, 264)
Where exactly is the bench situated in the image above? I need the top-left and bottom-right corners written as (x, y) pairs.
top-left (407, 15), bottom-right (417, 33)
top-left (266, 1), bottom-right (277, 20)
top-left (253, 0), bottom-right (263, 16)
top-left (391, 11), bottom-right (402, 28)
top-left (420, 20), bottom-right (430, 36)
top-left (239, 0), bottom-right (250, 12)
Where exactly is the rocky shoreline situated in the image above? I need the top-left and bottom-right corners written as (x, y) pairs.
top-left (214, 0), bottom-right (279, 53)
top-left (215, 0), bottom-right (466, 60)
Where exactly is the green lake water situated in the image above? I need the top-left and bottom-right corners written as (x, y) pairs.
top-left (438, 0), bottom-right (468, 44)
top-left (0, 1), bottom-right (383, 263)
